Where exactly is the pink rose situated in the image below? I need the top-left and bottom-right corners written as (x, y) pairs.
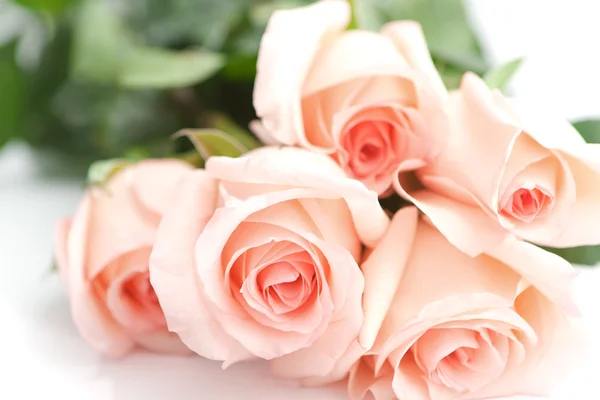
top-left (149, 147), bottom-right (389, 379)
top-left (53, 160), bottom-right (193, 357)
top-left (253, 0), bottom-right (447, 194)
top-left (348, 207), bottom-right (580, 400)
top-left (398, 72), bottom-right (600, 256)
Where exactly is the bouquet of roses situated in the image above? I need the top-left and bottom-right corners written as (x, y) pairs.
top-left (52, 1), bottom-right (595, 399)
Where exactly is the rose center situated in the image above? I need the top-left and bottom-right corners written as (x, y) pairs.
top-left (122, 271), bottom-right (160, 308)
top-left (500, 186), bottom-right (553, 224)
top-left (345, 120), bottom-right (395, 179)
top-left (358, 142), bottom-right (382, 162)
top-left (412, 327), bottom-right (510, 393)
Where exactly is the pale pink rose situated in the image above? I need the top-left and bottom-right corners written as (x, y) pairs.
top-left (397, 72), bottom-right (600, 256)
top-left (347, 207), bottom-right (580, 400)
top-left (149, 147), bottom-right (389, 379)
top-left (54, 160), bottom-right (193, 357)
top-left (253, 0), bottom-right (447, 194)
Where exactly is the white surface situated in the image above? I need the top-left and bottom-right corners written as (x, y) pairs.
top-left (2, 1), bottom-right (600, 399)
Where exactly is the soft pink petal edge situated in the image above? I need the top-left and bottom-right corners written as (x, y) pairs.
top-left (149, 169), bottom-right (252, 363)
top-left (253, 0), bottom-right (350, 145)
top-left (206, 147), bottom-right (390, 248)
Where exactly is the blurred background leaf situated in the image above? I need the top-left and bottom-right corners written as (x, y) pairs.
top-left (544, 246), bottom-right (600, 267)
top-left (15, 0), bottom-right (80, 14)
top-left (484, 57), bottom-right (523, 91)
top-left (572, 120), bottom-right (600, 143)
top-left (70, 0), bottom-right (131, 84)
top-left (0, 41), bottom-right (27, 147)
top-left (354, 0), bottom-right (488, 89)
top-left (119, 47), bottom-right (224, 89)
top-left (177, 128), bottom-right (254, 161)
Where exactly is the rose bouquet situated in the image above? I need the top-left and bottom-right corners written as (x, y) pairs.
top-left (49, 0), bottom-right (597, 399)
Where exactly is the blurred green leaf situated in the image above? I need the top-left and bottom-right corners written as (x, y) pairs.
top-left (439, 66), bottom-right (463, 90)
top-left (177, 128), bottom-right (252, 160)
top-left (572, 120), bottom-right (600, 144)
top-left (15, 0), bottom-right (80, 14)
top-left (250, 0), bottom-right (313, 26)
top-left (221, 54), bottom-right (258, 81)
top-left (87, 157), bottom-right (130, 186)
top-left (50, 82), bottom-right (182, 157)
top-left (544, 246), bottom-right (600, 267)
top-left (70, 0), bottom-right (131, 84)
top-left (207, 112), bottom-right (261, 150)
top-left (354, 0), bottom-right (487, 74)
top-left (119, 47), bottom-right (224, 89)
top-left (23, 24), bottom-right (71, 145)
top-left (0, 41), bottom-right (26, 147)
top-left (484, 58), bottom-right (523, 91)
top-left (128, 0), bottom-right (248, 50)
top-left (430, 46), bottom-right (487, 76)
top-left (353, 0), bottom-right (385, 31)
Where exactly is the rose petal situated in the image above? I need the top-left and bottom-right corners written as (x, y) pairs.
top-left (471, 287), bottom-right (583, 399)
top-left (53, 217), bottom-right (71, 291)
top-left (149, 170), bottom-right (251, 363)
top-left (86, 170), bottom-right (157, 279)
top-left (303, 30), bottom-right (410, 95)
top-left (134, 330), bottom-right (192, 355)
top-left (65, 194), bottom-right (134, 357)
top-left (206, 147), bottom-right (389, 248)
top-left (253, 0), bottom-right (350, 146)
top-left (360, 207), bottom-right (419, 349)
top-left (380, 21), bottom-right (447, 100)
top-left (130, 159), bottom-right (193, 217)
top-left (486, 235), bottom-right (579, 315)
top-left (105, 248), bottom-right (165, 335)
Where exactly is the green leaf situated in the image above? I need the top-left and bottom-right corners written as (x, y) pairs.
top-left (572, 120), bottom-right (600, 144)
top-left (119, 47), bottom-right (224, 89)
top-left (176, 128), bottom-right (252, 160)
top-left (352, 0), bottom-right (386, 31)
top-left (0, 41), bottom-right (26, 147)
top-left (544, 246), bottom-right (600, 267)
top-left (250, 0), bottom-right (312, 26)
top-left (127, 0), bottom-right (248, 50)
top-left (87, 158), bottom-right (131, 186)
top-left (440, 67), bottom-right (463, 91)
top-left (207, 112), bottom-right (261, 151)
top-left (484, 58), bottom-right (524, 91)
top-left (354, 0), bottom-right (487, 74)
top-left (70, 0), bottom-right (131, 84)
top-left (49, 82), bottom-right (183, 158)
top-left (15, 0), bottom-right (80, 14)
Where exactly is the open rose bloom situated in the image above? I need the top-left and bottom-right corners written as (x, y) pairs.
top-left (399, 72), bottom-right (600, 256)
top-left (54, 160), bottom-right (193, 356)
top-left (349, 208), bottom-right (581, 400)
top-left (150, 147), bottom-right (388, 379)
top-left (253, 0), bottom-right (448, 195)
top-left (53, 0), bottom-right (590, 398)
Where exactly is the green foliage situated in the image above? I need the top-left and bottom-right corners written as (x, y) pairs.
top-left (15, 0), bottom-right (80, 14)
top-left (353, 0), bottom-right (488, 89)
top-left (70, 0), bottom-right (130, 84)
top-left (119, 47), bottom-right (224, 89)
top-left (544, 246), bottom-right (600, 267)
top-left (177, 128), bottom-right (258, 161)
top-left (124, 0), bottom-right (249, 50)
top-left (87, 157), bottom-right (131, 186)
top-left (572, 120), bottom-right (600, 144)
top-left (0, 42), bottom-right (27, 147)
top-left (484, 58), bottom-right (524, 91)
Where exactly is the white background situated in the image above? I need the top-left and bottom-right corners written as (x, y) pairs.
top-left (2, 1), bottom-right (600, 399)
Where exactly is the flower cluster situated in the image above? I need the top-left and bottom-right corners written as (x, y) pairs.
top-left (55, 1), bottom-right (594, 399)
